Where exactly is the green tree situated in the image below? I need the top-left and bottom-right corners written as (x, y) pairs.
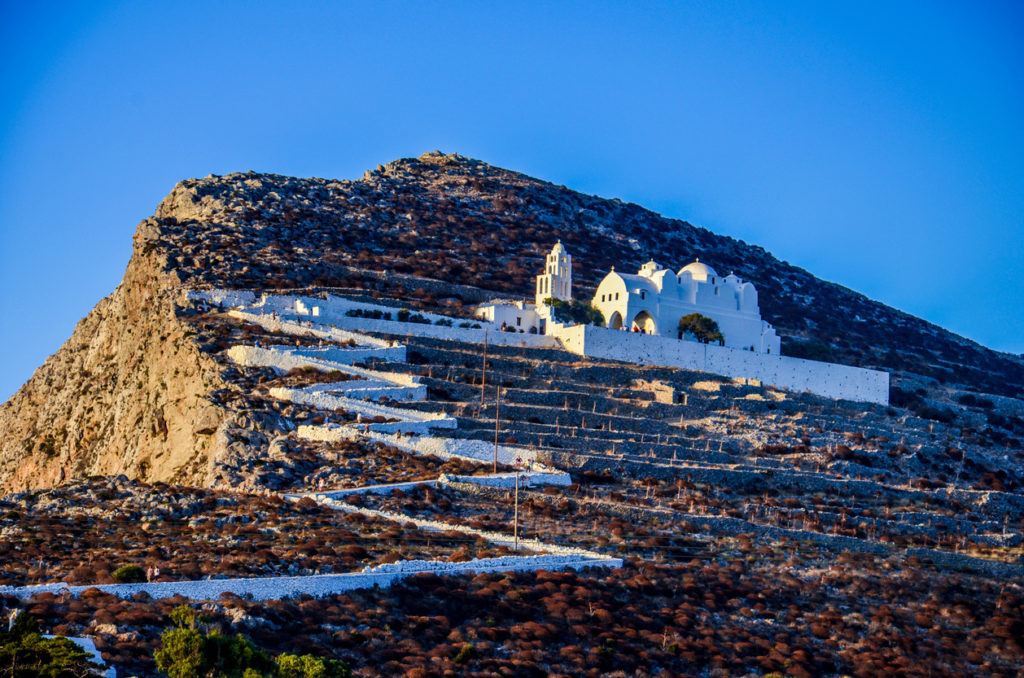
top-left (544, 298), bottom-right (605, 326)
top-left (155, 606), bottom-right (273, 678)
top-left (155, 606), bottom-right (349, 678)
top-left (155, 626), bottom-right (206, 678)
top-left (677, 313), bottom-right (724, 345)
top-left (0, 612), bottom-right (102, 678)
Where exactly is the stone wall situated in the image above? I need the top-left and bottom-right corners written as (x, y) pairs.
top-left (551, 324), bottom-right (889, 405)
top-left (0, 554), bottom-right (620, 602)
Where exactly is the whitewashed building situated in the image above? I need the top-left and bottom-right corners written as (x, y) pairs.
top-left (591, 258), bottom-right (780, 354)
top-left (475, 241), bottom-right (573, 332)
top-left (476, 243), bottom-right (779, 354)
top-left (474, 300), bottom-right (541, 332)
top-left (534, 240), bottom-right (573, 306)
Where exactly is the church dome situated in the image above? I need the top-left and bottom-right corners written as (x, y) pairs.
top-left (678, 258), bottom-right (718, 282)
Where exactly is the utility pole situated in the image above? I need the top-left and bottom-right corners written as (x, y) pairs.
top-left (480, 328), bottom-right (488, 407)
top-left (493, 387), bottom-right (501, 474)
top-left (513, 472), bottom-right (520, 551)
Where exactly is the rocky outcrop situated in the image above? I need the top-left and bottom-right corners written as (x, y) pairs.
top-left (0, 223), bottom-right (228, 492)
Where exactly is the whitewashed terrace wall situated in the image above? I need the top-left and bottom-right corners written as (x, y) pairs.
top-left (312, 480), bottom-right (438, 497)
top-left (439, 471), bottom-right (572, 489)
top-left (276, 393), bottom-right (456, 433)
top-left (310, 314), bottom-right (560, 348)
top-left (552, 325), bottom-right (889, 405)
top-left (227, 310), bottom-right (396, 349)
top-left (228, 294), bottom-right (559, 348)
top-left (227, 344), bottom-right (406, 372)
top-left (0, 555), bottom-right (619, 602)
top-left (187, 289), bottom-right (258, 309)
top-left (313, 495), bottom-right (612, 560)
top-left (296, 426), bottom-right (540, 467)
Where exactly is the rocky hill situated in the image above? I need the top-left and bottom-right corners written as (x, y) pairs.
top-left (146, 151), bottom-right (1023, 396)
top-left (1, 151), bottom-right (1021, 493)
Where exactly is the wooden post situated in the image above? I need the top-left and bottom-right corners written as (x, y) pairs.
top-left (481, 328), bottom-right (488, 406)
top-left (494, 388), bottom-right (501, 473)
top-left (513, 472), bottom-right (520, 551)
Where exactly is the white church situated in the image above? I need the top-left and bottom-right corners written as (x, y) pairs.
top-left (476, 242), bottom-right (780, 354)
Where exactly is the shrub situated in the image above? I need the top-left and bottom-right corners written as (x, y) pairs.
top-left (915, 404), bottom-right (955, 424)
top-left (544, 298), bottom-right (605, 326)
top-left (112, 564), bottom-right (147, 583)
top-left (276, 652), bottom-right (351, 678)
top-left (453, 643), bottom-right (477, 664)
top-left (344, 308), bottom-right (391, 320)
top-left (781, 337), bottom-right (834, 362)
top-left (957, 393), bottom-right (994, 409)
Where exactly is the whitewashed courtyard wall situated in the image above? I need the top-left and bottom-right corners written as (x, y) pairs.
top-left (552, 324), bottom-right (889, 405)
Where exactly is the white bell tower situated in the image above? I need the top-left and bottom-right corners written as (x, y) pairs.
top-left (535, 241), bottom-right (572, 306)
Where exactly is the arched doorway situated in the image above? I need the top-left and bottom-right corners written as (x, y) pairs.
top-left (608, 311), bottom-right (623, 329)
top-left (631, 311), bottom-right (657, 334)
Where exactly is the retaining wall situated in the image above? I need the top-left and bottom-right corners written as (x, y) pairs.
top-left (227, 310), bottom-right (396, 349)
top-left (227, 344), bottom-right (406, 371)
top-left (297, 426), bottom-right (539, 467)
top-left (278, 394), bottom-right (456, 433)
top-left (0, 555), bottom-right (620, 602)
top-left (439, 471), bottom-right (572, 489)
top-left (230, 297), bottom-right (560, 349)
top-left (313, 495), bottom-right (611, 560)
top-left (552, 324), bottom-right (889, 405)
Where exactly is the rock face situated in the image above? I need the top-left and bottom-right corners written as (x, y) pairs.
top-left (0, 226), bottom-right (227, 492)
top-left (1, 151), bottom-right (1021, 492)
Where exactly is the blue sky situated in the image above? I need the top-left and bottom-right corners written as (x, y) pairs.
top-left (2, 1), bottom-right (1022, 401)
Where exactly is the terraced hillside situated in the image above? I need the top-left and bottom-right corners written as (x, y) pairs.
top-left (1, 154), bottom-right (1022, 677)
top-left (2, 298), bottom-right (1020, 677)
top-left (148, 151), bottom-right (1023, 396)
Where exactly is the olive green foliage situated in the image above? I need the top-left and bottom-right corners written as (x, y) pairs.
top-left (0, 612), bottom-right (101, 678)
top-left (544, 298), bottom-right (605, 326)
top-left (677, 313), bottom-right (724, 345)
top-left (780, 336), bottom-right (835, 362)
top-left (453, 643), bottom-right (477, 664)
top-left (111, 564), bottom-right (146, 583)
top-left (155, 606), bottom-right (349, 678)
top-left (274, 653), bottom-right (349, 678)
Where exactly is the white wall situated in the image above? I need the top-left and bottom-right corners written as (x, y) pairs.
top-left (476, 302), bottom-right (541, 332)
top-left (1, 554), bottom-right (620, 602)
top-left (297, 425), bottom-right (541, 467)
top-left (551, 324), bottom-right (889, 405)
top-left (440, 470), bottom-right (572, 488)
top-left (274, 390), bottom-right (456, 432)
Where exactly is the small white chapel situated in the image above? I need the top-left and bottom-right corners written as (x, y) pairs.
top-left (476, 242), bottom-right (780, 354)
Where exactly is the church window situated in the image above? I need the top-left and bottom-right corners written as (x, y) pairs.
top-left (516, 317), bottom-right (521, 326)
top-left (640, 291), bottom-right (646, 300)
